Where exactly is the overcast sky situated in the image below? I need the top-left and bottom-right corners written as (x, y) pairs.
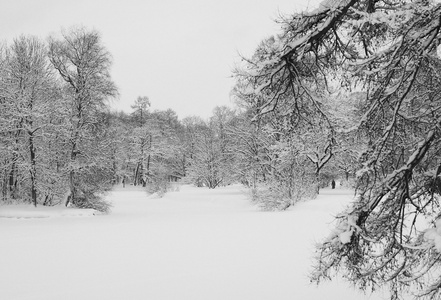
top-left (1, 0), bottom-right (322, 119)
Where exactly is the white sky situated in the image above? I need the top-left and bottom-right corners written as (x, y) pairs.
top-left (1, 0), bottom-right (321, 119)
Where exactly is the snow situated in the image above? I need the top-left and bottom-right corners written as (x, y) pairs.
top-left (318, 0), bottom-right (348, 10)
top-left (338, 229), bottom-right (354, 244)
top-left (0, 205), bottom-right (99, 218)
top-left (437, 218), bottom-right (441, 234)
top-left (0, 184), bottom-right (390, 300)
top-left (423, 218), bottom-right (441, 252)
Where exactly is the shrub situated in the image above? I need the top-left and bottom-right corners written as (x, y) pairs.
top-left (251, 176), bottom-right (317, 211)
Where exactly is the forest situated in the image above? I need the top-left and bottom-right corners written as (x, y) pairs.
top-left (2, 0), bottom-right (441, 299)
top-left (0, 27), bottom-right (341, 213)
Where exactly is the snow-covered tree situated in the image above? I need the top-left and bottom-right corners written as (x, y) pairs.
top-left (128, 96), bottom-right (151, 186)
top-left (131, 96), bottom-right (150, 127)
top-left (185, 107), bottom-right (237, 189)
top-left (227, 112), bottom-right (270, 188)
top-left (233, 27), bottom-right (336, 207)
top-left (8, 36), bottom-right (59, 206)
top-left (48, 27), bottom-right (117, 211)
top-left (0, 36), bottom-right (65, 206)
top-left (143, 109), bottom-right (185, 194)
top-left (235, 0), bottom-right (441, 298)
top-left (124, 102), bottom-right (185, 195)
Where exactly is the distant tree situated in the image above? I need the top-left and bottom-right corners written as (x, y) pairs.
top-left (131, 96), bottom-right (150, 126)
top-left (302, 130), bottom-right (334, 193)
top-left (128, 97), bottom-right (151, 186)
top-left (106, 111), bottom-right (132, 185)
top-left (186, 107), bottom-right (237, 188)
top-left (227, 112), bottom-right (269, 189)
top-left (125, 103), bottom-right (185, 195)
top-left (148, 109), bottom-right (185, 181)
top-left (181, 116), bottom-right (206, 171)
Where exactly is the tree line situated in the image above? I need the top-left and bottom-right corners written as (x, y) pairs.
top-left (0, 26), bottom-right (347, 213)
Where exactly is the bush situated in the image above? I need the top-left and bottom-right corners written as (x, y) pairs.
top-left (67, 165), bottom-right (114, 213)
top-left (251, 176), bottom-right (317, 211)
top-left (73, 193), bottom-right (112, 214)
top-left (146, 178), bottom-right (169, 197)
top-left (146, 176), bottom-right (181, 197)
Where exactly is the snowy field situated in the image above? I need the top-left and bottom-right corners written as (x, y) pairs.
top-left (1, 185), bottom-right (389, 300)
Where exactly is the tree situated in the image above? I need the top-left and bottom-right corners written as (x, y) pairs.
top-left (181, 116), bottom-right (206, 179)
top-left (105, 111), bottom-right (132, 186)
top-left (0, 36), bottom-right (63, 207)
top-left (8, 36), bottom-right (57, 206)
top-left (48, 27), bottom-right (117, 210)
top-left (0, 42), bottom-right (9, 202)
top-left (227, 112), bottom-right (269, 189)
top-left (131, 96), bottom-right (150, 126)
top-left (233, 30), bottom-right (336, 207)
top-left (303, 130), bottom-right (334, 193)
top-left (185, 107), bottom-right (237, 189)
top-left (235, 0), bottom-right (441, 298)
top-left (128, 96), bottom-right (153, 186)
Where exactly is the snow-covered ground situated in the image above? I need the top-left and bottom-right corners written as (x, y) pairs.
top-left (1, 184), bottom-right (388, 300)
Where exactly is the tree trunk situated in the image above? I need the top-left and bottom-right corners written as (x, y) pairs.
top-left (29, 133), bottom-right (37, 207)
top-left (146, 135), bottom-right (152, 182)
top-left (67, 135), bottom-right (78, 207)
top-left (1, 164), bottom-right (8, 201)
top-left (8, 156), bottom-right (18, 199)
top-left (134, 163), bottom-right (140, 186)
top-left (316, 172), bottom-right (320, 195)
top-left (112, 148), bottom-right (117, 184)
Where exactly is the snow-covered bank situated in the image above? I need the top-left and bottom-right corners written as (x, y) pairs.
top-left (0, 185), bottom-right (388, 300)
top-left (0, 205), bottom-right (99, 218)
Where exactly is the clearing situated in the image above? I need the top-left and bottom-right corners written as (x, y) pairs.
top-left (0, 185), bottom-right (387, 299)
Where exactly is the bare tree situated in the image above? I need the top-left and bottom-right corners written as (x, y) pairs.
top-left (186, 107), bottom-right (237, 189)
top-left (235, 0), bottom-right (441, 298)
top-left (48, 27), bottom-right (117, 209)
top-left (8, 36), bottom-right (55, 206)
top-left (0, 36), bottom-right (61, 206)
top-left (129, 96), bottom-right (151, 186)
